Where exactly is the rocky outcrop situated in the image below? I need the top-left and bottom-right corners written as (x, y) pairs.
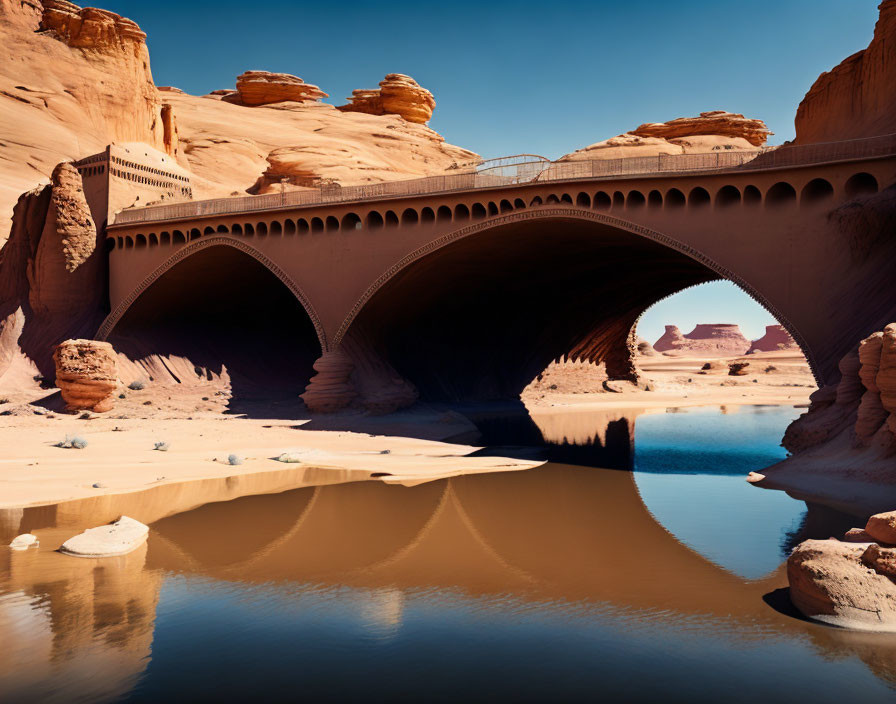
top-left (60, 515), bottom-right (149, 557)
top-left (867, 511), bottom-right (896, 544)
top-left (300, 351), bottom-right (356, 413)
top-left (653, 323), bottom-right (751, 356)
top-left (0, 0), bottom-right (173, 238)
top-left (28, 162), bottom-right (100, 315)
top-left (632, 111), bottom-right (771, 147)
top-left (788, 537), bottom-right (896, 631)
top-left (227, 71), bottom-right (328, 107)
top-left (747, 324), bottom-right (799, 353)
top-left (560, 111), bottom-right (770, 162)
top-left (53, 338), bottom-right (119, 412)
top-left (793, 0), bottom-right (896, 143)
top-left (338, 73), bottom-right (435, 124)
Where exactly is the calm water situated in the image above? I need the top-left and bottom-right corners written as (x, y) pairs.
top-left (2, 405), bottom-right (896, 703)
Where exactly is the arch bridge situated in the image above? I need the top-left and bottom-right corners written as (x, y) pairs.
top-left (100, 135), bottom-right (896, 411)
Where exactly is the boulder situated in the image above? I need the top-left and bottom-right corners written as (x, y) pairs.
top-left (230, 70), bottom-right (328, 107)
top-left (867, 510), bottom-right (896, 544)
top-left (632, 110), bottom-right (771, 146)
top-left (9, 533), bottom-right (39, 550)
top-left (747, 324), bottom-right (799, 353)
top-left (53, 338), bottom-right (119, 412)
top-left (787, 538), bottom-right (896, 631)
top-left (728, 362), bottom-right (750, 376)
top-left (59, 515), bottom-right (149, 557)
top-left (338, 73), bottom-right (435, 124)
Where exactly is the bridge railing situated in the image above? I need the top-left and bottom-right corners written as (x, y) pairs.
top-left (113, 133), bottom-right (896, 225)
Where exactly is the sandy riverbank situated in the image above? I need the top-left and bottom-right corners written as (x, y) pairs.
top-left (0, 350), bottom-right (815, 511)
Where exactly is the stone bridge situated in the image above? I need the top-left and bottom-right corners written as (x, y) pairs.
top-left (99, 136), bottom-right (896, 410)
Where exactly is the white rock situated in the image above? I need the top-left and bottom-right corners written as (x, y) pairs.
top-left (59, 516), bottom-right (148, 558)
top-left (9, 533), bottom-right (39, 550)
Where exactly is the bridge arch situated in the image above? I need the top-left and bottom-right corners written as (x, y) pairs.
top-left (845, 172), bottom-right (878, 197)
top-left (334, 209), bottom-right (817, 400)
top-left (97, 236), bottom-right (326, 351)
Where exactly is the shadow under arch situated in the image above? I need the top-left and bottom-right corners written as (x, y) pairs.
top-left (335, 209), bottom-right (819, 403)
top-left (99, 237), bottom-right (324, 410)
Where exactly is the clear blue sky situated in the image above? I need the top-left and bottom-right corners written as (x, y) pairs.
top-left (100, 0), bottom-right (878, 343)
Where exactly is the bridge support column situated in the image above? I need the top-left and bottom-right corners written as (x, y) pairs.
top-left (300, 350), bottom-right (357, 413)
top-left (604, 327), bottom-right (641, 384)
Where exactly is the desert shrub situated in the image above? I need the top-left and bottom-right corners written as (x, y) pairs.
top-left (227, 453), bottom-right (243, 466)
top-left (153, 441), bottom-right (170, 452)
top-left (128, 380), bottom-right (146, 391)
top-left (56, 434), bottom-right (88, 449)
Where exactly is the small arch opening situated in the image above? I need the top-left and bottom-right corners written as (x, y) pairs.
top-left (257, 222), bottom-right (268, 237)
top-left (311, 217), bottom-right (324, 233)
top-left (688, 187), bottom-right (710, 208)
top-left (325, 216), bottom-right (339, 232)
top-left (546, 194), bottom-right (560, 205)
top-left (437, 205), bottom-right (452, 222)
top-left (513, 198), bottom-right (526, 210)
top-left (801, 178), bottom-right (834, 206)
top-left (612, 191), bottom-right (625, 209)
top-left (231, 224), bottom-right (243, 236)
top-left (297, 219), bottom-right (310, 234)
top-left (454, 204), bottom-right (470, 220)
top-left (529, 196), bottom-right (543, 207)
top-left (190, 228), bottom-right (201, 240)
top-left (125, 236), bottom-right (134, 249)
top-left (488, 201), bottom-right (499, 216)
top-left (421, 207), bottom-right (436, 224)
top-left (149, 233), bottom-right (159, 246)
top-left (560, 193), bottom-right (573, 204)
top-left (136, 234), bottom-right (147, 248)
top-left (766, 182), bottom-right (797, 208)
top-left (500, 199), bottom-right (513, 213)
top-left (244, 223), bottom-right (255, 236)
top-left (284, 219), bottom-right (296, 235)
top-left (385, 210), bottom-right (399, 227)
top-left (576, 192), bottom-right (591, 208)
top-left (270, 221), bottom-right (283, 236)
top-left (401, 208), bottom-right (419, 226)
top-left (845, 172), bottom-right (878, 197)
top-left (342, 212), bottom-right (362, 230)
top-left (367, 211), bottom-right (384, 230)
top-left (744, 185), bottom-right (761, 206)
top-left (626, 190), bottom-right (646, 210)
top-left (647, 190), bottom-right (662, 209)
top-left (594, 192), bottom-right (611, 211)
top-left (203, 226), bottom-right (215, 236)
top-left (665, 188), bottom-right (685, 209)
top-left (716, 185), bottom-right (741, 209)
top-left (173, 230), bottom-right (186, 244)
top-left (472, 203), bottom-right (487, 219)
top-left (160, 231), bottom-right (171, 245)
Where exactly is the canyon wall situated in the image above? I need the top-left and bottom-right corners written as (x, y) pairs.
top-left (653, 324), bottom-right (751, 356)
top-left (793, 0), bottom-right (896, 144)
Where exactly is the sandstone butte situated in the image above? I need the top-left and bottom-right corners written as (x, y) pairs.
top-left (52, 338), bottom-right (119, 412)
top-left (793, 0), bottom-right (896, 144)
top-left (558, 111), bottom-right (772, 162)
top-left (338, 73), bottom-right (437, 124)
top-left (746, 324), bottom-right (799, 354)
top-left (226, 70), bottom-right (329, 106)
top-left (0, 0), bottom-right (477, 241)
top-left (653, 324), bottom-right (752, 356)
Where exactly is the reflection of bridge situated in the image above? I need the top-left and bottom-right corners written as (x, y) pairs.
top-left (100, 135), bottom-right (896, 408)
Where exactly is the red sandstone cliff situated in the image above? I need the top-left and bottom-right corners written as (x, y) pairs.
top-left (793, 0), bottom-right (896, 144)
top-left (653, 324), bottom-right (751, 356)
top-left (747, 325), bottom-right (799, 354)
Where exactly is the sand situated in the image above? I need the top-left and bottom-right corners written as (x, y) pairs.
top-left (0, 349), bottom-right (814, 512)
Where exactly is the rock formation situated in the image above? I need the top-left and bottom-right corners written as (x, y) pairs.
top-left (793, 0), bottom-right (896, 144)
top-left (338, 74), bottom-right (435, 124)
top-left (53, 338), bottom-right (119, 412)
top-left (59, 515), bottom-right (149, 557)
top-left (0, 0), bottom-right (175, 238)
top-left (788, 535), bottom-right (896, 631)
top-left (560, 111), bottom-right (771, 162)
top-left (653, 324), bottom-right (751, 356)
top-left (867, 510), bottom-right (896, 544)
top-left (300, 351), bottom-right (357, 413)
top-left (227, 71), bottom-right (329, 107)
top-left (747, 324), bottom-right (799, 353)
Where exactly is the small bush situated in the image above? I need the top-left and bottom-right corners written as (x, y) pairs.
top-left (128, 380), bottom-right (146, 391)
top-left (227, 453), bottom-right (243, 466)
top-left (153, 441), bottom-right (170, 452)
top-left (0, 397), bottom-right (9, 404)
top-left (56, 434), bottom-right (88, 449)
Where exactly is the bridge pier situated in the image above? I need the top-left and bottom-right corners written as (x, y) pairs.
top-left (299, 350), bottom-right (357, 413)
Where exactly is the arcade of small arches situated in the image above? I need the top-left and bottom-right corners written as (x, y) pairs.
top-left (109, 171), bottom-right (880, 250)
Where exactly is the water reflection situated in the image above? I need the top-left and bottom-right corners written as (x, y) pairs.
top-left (2, 406), bottom-right (896, 702)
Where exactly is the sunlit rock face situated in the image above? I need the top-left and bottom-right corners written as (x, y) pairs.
top-left (338, 73), bottom-right (435, 124)
top-left (227, 71), bottom-right (329, 106)
top-left (559, 111), bottom-right (771, 161)
top-left (793, 0), bottom-right (896, 143)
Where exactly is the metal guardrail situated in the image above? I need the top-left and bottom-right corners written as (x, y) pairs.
top-left (113, 133), bottom-right (896, 226)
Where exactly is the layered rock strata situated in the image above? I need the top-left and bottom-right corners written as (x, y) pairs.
top-left (794, 0), bottom-right (896, 143)
top-left (53, 338), bottom-right (119, 412)
top-left (300, 350), bottom-right (357, 413)
top-left (560, 111), bottom-right (771, 161)
top-left (338, 73), bottom-right (435, 124)
top-left (227, 71), bottom-right (328, 107)
top-left (653, 323), bottom-right (751, 356)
